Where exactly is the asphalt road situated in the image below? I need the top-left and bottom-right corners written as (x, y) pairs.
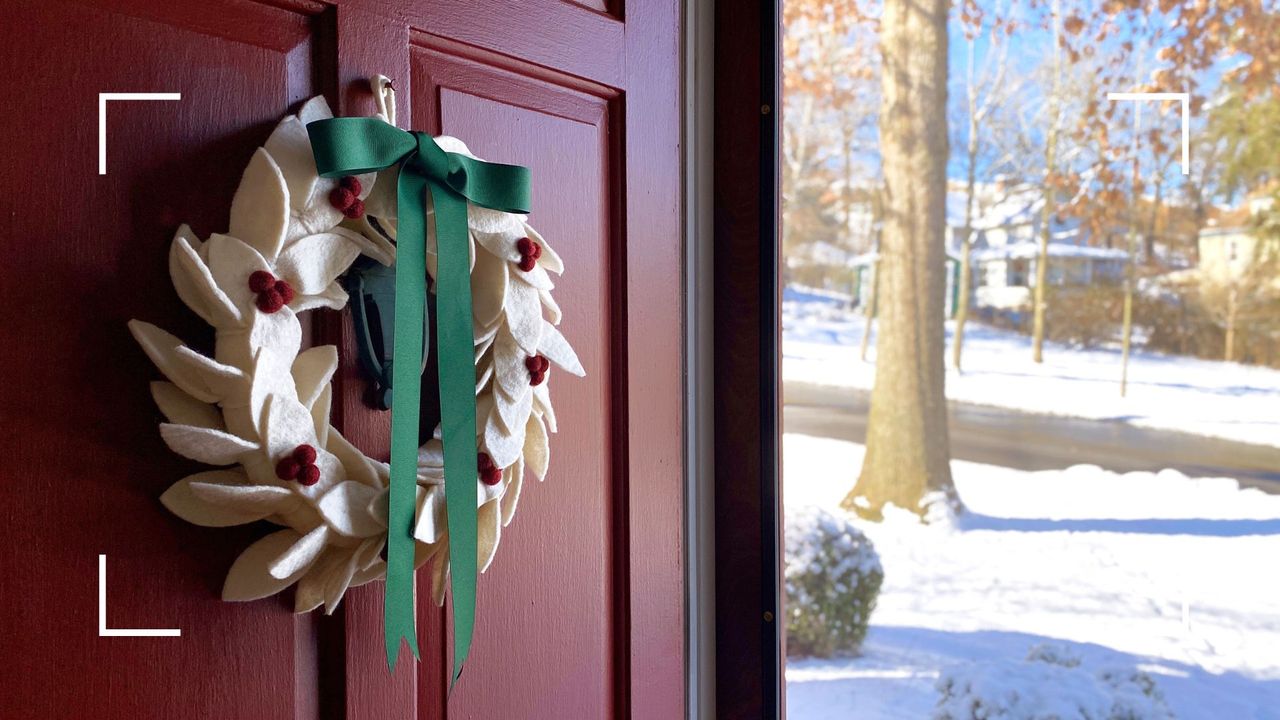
top-left (784, 380), bottom-right (1280, 492)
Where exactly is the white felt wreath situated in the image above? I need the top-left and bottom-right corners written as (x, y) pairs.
top-left (129, 87), bottom-right (583, 613)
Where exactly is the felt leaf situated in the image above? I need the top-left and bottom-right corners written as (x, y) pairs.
top-left (268, 525), bottom-right (329, 579)
top-left (483, 404), bottom-right (526, 469)
top-left (494, 382), bottom-right (534, 435)
top-left (418, 438), bottom-right (444, 470)
top-left (161, 470), bottom-right (269, 527)
top-left (170, 227), bottom-right (241, 325)
top-left (264, 116), bottom-right (328, 216)
top-left (293, 565), bottom-right (326, 613)
top-left (338, 221), bottom-right (395, 266)
top-left (538, 287), bottom-right (563, 325)
top-left (175, 345), bottom-right (247, 400)
top-left (475, 331), bottom-right (496, 359)
top-left (323, 549), bottom-right (361, 613)
top-left (292, 346), bottom-right (338, 410)
top-left (297, 95), bottom-right (333, 125)
top-left (429, 542), bottom-right (450, 606)
top-left (493, 325), bottom-right (530, 398)
top-left (363, 165), bottom-right (399, 221)
top-left (414, 486), bottom-right (447, 544)
top-left (206, 233), bottom-right (272, 319)
top-left (277, 232), bottom-right (361, 294)
top-left (471, 229), bottom-right (521, 263)
top-left (264, 393), bottom-right (319, 460)
top-left (248, 346), bottom-right (297, 437)
top-left (532, 383), bottom-right (558, 433)
top-left (128, 321), bottom-right (218, 403)
top-left (503, 277), bottom-right (543, 354)
top-left (500, 457), bottom-right (524, 527)
top-left (467, 203), bottom-right (523, 236)
top-left (222, 529), bottom-right (308, 601)
top-left (476, 354), bottom-right (494, 395)
top-left (477, 500), bottom-right (501, 573)
top-left (350, 560), bottom-right (387, 589)
top-left (189, 481), bottom-right (294, 513)
top-left (355, 537), bottom-right (385, 571)
top-left (328, 428), bottom-right (383, 489)
top-left (151, 381), bottom-right (223, 429)
top-left (525, 413), bottom-right (550, 481)
top-left (213, 305), bottom-right (304, 372)
top-left (318, 481), bottom-right (383, 537)
top-left (229, 148), bottom-right (290, 261)
top-left (523, 223), bottom-right (563, 274)
top-left (293, 283), bottom-right (350, 312)
top-left (160, 423), bottom-right (259, 465)
top-left (471, 242), bottom-right (509, 329)
top-left (473, 318), bottom-right (500, 346)
top-left (311, 385), bottom-right (332, 447)
top-left (514, 262), bottom-right (554, 291)
top-left (539, 321), bottom-right (585, 376)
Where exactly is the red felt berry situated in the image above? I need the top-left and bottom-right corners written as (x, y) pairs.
top-left (530, 242), bottom-right (542, 259)
top-left (329, 186), bottom-right (355, 210)
top-left (517, 256), bottom-right (537, 272)
top-left (256, 288), bottom-right (285, 313)
top-left (298, 464), bottom-right (322, 486)
top-left (249, 270), bottom-right (276, 293)
top-left (275, 279), bottom-right (295, 305)
top-left (480, 467), bottom-right (503, 486)
top-left (530, 370), bottom-right (546, 386)
top-left (275, 457), bottom-right (301, 480)
top-left (524, 356), bottom-right (541, 372)
top-left (292, 444), bottom-right (317, 465)
top-left (339, 175), bottom-right (362, 194)
top-left (516, 237), bottom-right (536, 257)
top-left (477, 452), bottom-right (495, 471)
top-left (342, 198), bottom-right (365, 219)
top-left (536, 355), bottom-right (550, 373)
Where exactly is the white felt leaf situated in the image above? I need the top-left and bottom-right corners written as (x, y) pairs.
top-left (477, 500), bottom-right (501, 573)
top-left (160, 423), bottom-right (259, 465)
top-left (293, 565), bottom-right (326, 614)
top-left (214, 305), bottom-right (304, 372)
top-left (523, 222), bottom-right (563, 274)
top-left (483, 405), bottom-right (526, 469)
top-left (151, 382), bottom-right (223, 429)
top-left (418, 438), bottom-right (444, 469)
top-left (532, 383), bottom-right (558, 433)
top-left (493, 326), bottom-right (530, 399)
top-left (229, 148), bottom-right (290, 261)
top-left (161, 470), bottom-right (269, 527)
top-left (525, 413), bottom-right (550, 481)
top-left (494, 382), bottom-right (534, 435)
top-left (539, 321), bottom-right (585, 376)
top-left (264, 116), bottom-right (326, 215)
top-left (247, 347), bottom-right (296, 437)
top-left (311, 385), bottom-right (332, 447)
top-left (268, 525), bottom-right (329, 579)
top-left (128, 321), bottom-right (218, 403)
top-left (170, 227), bottom-right (242, 326)
top-left (514, 262), bottom-right (554, 291)
top-left (318, 481), bottom-right (384, 537)
top-left (429, 542), bottom-right (450, 606)
top-left (264, 394), bottom-right (318, 460)
top-left (500, 457), bottom-right (524, 527)
top-left (350, 561), bottom-right (387, 590)
top-left (292, 283), bottom-right (350, 312)
top-left (175, 345), bottom-right (247, 400)
top-left (189, 481), bottom-right (294, 513)
top-left (297, 95), bottom-right (333, 125)
top-left (323, 550), bottom-right (361, 614)
top-left (363, 165), bottom-right (399, 221)
top-left (503, 277), bottom-right (543, 354)
top-left (222, 529), bottom-right (308, 601)
top-left (476, 354), bottom-right (494, 395)
top-left (471, 243), bottom-right (509, 329)
top-left (338, 223), bottom-right (395, 267)
top-left (414, 486), bottom-right (447, 544)
top-left (277, 232), bottom-right (361, 294)
top-left (467, 204), bottom-right (523, 236)
top-left (292, 346), bottom-right (338, 409)
top-left (328, 428), bottom-right (384, 489)
top-left (471, 229), bottom-right (521, 263)
top-left (473, 318), bottom-right (500, 346)
top-left (206, 233), bottom-right (271, 319)
top-left (538, 287), bottom-right (563, 325)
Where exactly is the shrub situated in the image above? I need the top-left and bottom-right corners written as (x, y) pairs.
top-left (784, 505), bottom-right (883, 658)
top-left (934, 643), bottom-right (1175, 720)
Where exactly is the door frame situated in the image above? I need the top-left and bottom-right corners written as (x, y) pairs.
top-left (710, 0), bottom-right (783, 717)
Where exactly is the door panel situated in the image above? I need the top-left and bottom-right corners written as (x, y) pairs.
top-left (0, 0), bottom-right (682, 718)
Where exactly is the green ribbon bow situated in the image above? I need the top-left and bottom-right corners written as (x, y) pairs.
top-left (307, 117), bottom-right (531, 677)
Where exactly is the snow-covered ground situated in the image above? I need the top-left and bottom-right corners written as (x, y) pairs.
top-left (783, 434), bottom-right (1280, 720)
top-left (783, 295), bottom-right (1280, 447)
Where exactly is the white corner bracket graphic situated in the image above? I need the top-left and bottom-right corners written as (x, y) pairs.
top-left (98, 92), bottom-right (181, 175)
top-left (1105, 92), bottom-right (1190, 175)
top-left (98, 554), bottom-right (181, 637)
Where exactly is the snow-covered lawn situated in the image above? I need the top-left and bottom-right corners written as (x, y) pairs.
top-left (784, 434), bottom-right (1280, 720)
top-left (783, 297), bottom-right (1280, 447)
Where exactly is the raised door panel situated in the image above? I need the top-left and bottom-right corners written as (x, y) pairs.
top-left (0, 2), bottom-right (323, 718)
top-left (408, 41), bottom-right (623, 720)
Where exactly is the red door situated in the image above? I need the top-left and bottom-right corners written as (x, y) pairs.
top-left (0, 2), bottom-right (683, 718)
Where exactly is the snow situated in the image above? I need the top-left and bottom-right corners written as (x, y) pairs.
top-left (783, 298), bottom-right (1280, 447)
top-left (783, 434), bottom-right (1280, 720)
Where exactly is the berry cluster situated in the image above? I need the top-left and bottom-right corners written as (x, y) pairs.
top-left (275, 444), bottom-right (321, 486)
top-left (525, 354), bottom-right (550, 386)
top-left (328, 176), bottom-right (365, 219)
top-left (248, 270), bottom-right (295, 313)
top-left (515, 237), bottom-right (542, 272)
top-left (477, 452), bottom-right (502, 486)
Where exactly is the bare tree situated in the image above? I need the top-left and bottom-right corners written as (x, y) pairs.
top-left (843, 0), bottom-right (960, 519)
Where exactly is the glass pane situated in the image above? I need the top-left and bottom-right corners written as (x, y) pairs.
top-left (780, 2), bottom-right (1280, 719)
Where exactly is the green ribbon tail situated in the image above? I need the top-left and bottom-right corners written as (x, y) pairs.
top-left (385, 164), bottom-right (427, 670)
top-left (429, 181), bottom-right (479, 686)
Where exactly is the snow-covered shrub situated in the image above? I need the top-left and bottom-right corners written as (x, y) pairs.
top-left (934, 643), bottom-right (1175, 720)
top-left (784, 505), bottom-right (883, 658)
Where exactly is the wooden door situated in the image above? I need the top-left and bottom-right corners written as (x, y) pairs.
top-left (0, 2), bottom-right (682, 719)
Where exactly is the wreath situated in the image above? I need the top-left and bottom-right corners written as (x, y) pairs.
top-left (128, 81), bottom-right (583, 635)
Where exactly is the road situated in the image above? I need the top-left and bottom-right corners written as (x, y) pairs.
top-left (784, 381), bottom-right (1280, 492)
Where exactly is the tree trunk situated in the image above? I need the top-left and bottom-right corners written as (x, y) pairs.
top-left (952, 36), bottom-right (980, 373)
top-left (843, 0), bottom-right (959, 520)
top-left (1225, 286), bottom-right (1238, 362)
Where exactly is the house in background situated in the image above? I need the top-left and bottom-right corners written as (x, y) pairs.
top-left (1197, 189), bottom-right (1279, 288)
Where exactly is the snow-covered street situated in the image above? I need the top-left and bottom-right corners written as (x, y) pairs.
top-left (783, 434), bottom-right (1280, 720)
